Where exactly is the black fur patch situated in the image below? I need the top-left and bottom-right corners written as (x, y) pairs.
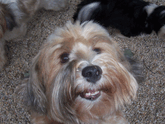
top-left (74, 0), bottom-right (165, 37)
top-left (147, 6), bottom-right (165, 34)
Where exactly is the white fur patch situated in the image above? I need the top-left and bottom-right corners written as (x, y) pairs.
top-left (144, 4), bottom-right (158, 16)
top-left (80, 21), bottom-right (110, 40)
top-left (70, 42), bottom-right (92, 61)
top-left (78, 2), bottom-right (100, 22)
top-left (72, 42), bottom-right (89, 53)
top-left (158, 25), bottom-right (165, 38)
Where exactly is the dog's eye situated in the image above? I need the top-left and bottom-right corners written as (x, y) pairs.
top-left (93, 48), bottom-right (101, 54)
top-left (60, 53), bottom-right (69, 63)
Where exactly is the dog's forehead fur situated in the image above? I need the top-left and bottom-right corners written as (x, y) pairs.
top-left (45, 21), bottom-right (117, 60)
top-left (36, 21), bottom-right (123, 75)
top-left (47, 21), bottom-right (111, 45)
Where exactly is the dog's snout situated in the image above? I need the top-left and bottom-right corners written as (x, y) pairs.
top-left (82, 65), bottom-right (102, 83)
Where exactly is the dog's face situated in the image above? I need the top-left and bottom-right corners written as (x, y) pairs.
top-left (27, 21), bottom-right (138, 123)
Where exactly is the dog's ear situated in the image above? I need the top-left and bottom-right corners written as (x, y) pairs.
top-left (124, 49), bottom-right (144, 83)
top-left (2, 3), bottom-right (17, 31)
top-left (25, 54), bottom-right (47, 114)
top-left (73, 2), bottom-right (100, 23)
top-left (0, 3), bottom-right (16, 38)
top-left (5, 12), bottom-right (17, 31)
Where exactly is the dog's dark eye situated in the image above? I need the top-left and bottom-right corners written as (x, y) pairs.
top-left (60, 53), bottom-right (69, 63)
top-left (93, 48), bottom-right (101, 54)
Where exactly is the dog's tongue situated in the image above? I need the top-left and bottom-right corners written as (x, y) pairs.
top-left (80, 89), bottom-right (101, 101)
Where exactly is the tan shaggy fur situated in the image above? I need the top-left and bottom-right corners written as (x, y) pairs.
top-left (21, 21), bottom-right (139, 124)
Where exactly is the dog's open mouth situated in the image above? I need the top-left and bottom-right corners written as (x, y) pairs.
top-left (80, 89), bottom-right (101, 101)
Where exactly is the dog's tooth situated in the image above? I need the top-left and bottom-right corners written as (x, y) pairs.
top-left (91, 91), bottom-right (99, 96)
top-left (85, 92), bottom-right (91, 96)
top-left (85, 91), bottom-right (100, 97)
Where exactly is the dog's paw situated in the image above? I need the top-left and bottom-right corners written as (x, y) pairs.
top-left (158, 25), bottom-right (165, 39)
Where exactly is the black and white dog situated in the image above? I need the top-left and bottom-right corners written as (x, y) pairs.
top-left (73, 0), bottom-right (165, 38)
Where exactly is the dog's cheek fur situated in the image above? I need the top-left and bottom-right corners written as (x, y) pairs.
top-left (50, 61), bottom-right (79, 123)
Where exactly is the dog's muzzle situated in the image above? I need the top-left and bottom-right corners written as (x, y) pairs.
top-left (82, 65), bottom-right (102, 83)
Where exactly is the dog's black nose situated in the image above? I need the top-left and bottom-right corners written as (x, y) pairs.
top-left (82, 65), bottom-right (102, 83)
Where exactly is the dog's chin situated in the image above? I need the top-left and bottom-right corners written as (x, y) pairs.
top-left (80, 89), bottom-right (101, 101)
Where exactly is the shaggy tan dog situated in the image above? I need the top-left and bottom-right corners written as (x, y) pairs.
top-left (22, 21), bottom-right (141, 124)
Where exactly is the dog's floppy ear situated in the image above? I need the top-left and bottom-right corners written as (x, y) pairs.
top-left (5, 11), bottom-right (17, 31)
top-left (124, 49), bottom-right (144, 83)
top-left (0, 3), bottom-right (17, 38)
top-left (2, 3), bottom-right (17, 31)
top-left (25, 53), bottom-right (47, 114)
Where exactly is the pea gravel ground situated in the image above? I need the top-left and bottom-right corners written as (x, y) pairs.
top-left (0, 0), bottom-right (164, 124)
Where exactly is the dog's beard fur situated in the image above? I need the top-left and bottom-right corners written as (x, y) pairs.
top-left (0, 0), bottom-right (68, 70)
top-left (21, 21), bottom-right (140, 124)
